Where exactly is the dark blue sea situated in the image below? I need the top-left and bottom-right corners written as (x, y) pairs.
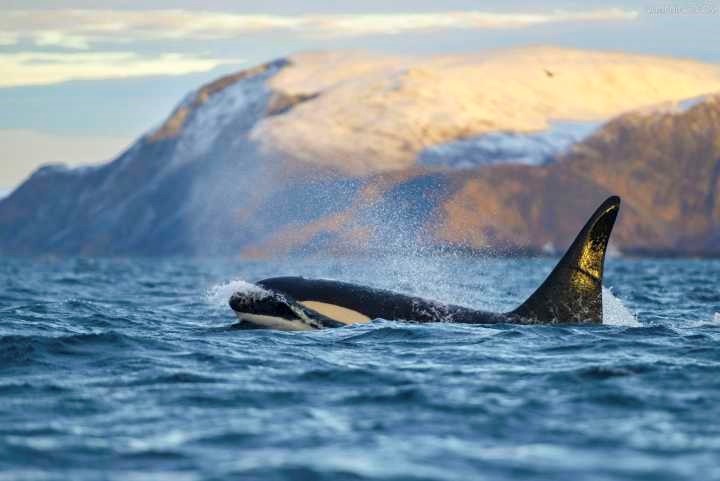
top-left (1, 255), bottom-right (718, 481)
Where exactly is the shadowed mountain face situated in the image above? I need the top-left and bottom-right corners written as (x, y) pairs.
top-left (1, 48), bottom-right (719, 256)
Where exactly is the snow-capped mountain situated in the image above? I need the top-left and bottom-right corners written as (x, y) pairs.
top-left (1, 47), bottom-right (720, 256)
top-left (252, 47), bottom-right (720, 174)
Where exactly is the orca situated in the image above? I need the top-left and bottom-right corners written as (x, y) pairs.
top-left (229, 196), bottom-right (620, 330)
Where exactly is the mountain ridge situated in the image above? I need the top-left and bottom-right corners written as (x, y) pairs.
top-left (1, 47), bottom-right (719, 256)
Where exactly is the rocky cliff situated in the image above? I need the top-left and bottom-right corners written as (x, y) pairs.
top-left (1, 47), bottom-right (719, 256)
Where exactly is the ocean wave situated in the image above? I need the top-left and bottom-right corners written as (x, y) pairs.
top-left (0, 331), bottom-right (138, 367)
top-left (339, 325), bottom-right (436, 343)
top-left (1, 257), bottom-right (719, 480)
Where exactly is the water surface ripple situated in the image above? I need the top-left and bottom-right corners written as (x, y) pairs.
top-left (0, 257), bottom-right (718, 481)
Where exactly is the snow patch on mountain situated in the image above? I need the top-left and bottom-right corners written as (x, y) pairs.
top-left (172, 65), bottom-right (282, 165)
top-left (630, 93), bottom-right (719, 118)
top-left (677, 95), bottom-right (710, 112)
top-left (418, 121), bottom-right (600, 168)
top-left (30, 163), bottom-right (102, 178)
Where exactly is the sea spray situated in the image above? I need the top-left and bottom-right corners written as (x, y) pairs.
top-left (206, 279), bottom-right (269, 310)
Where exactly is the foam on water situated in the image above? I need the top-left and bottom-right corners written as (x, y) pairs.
top-left (602, 287), bottom-right (640, 327)
top-left (206, 279), bottom-right (269, 309)
top-left (684, 311), bottom-right (720, 328)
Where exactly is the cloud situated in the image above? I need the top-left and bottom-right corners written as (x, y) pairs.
top-left (1, 9), bottom-right (639, 48)
top-left (33, 31), bottom-right (91, 50)
top-left (306, 10), bottom-right (639, 36)
top-left (0, 52), bottom-right (243, 87)
top-left (0, 8), bottom-right (638, 87)
top-left (0, 32), bottom-right (18, 45)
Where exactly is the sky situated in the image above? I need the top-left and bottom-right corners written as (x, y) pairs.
top-left (1, 0), bottom-right (719, 192)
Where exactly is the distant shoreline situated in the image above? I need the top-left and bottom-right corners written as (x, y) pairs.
top-left (1, 249), bottom-right (718, 260)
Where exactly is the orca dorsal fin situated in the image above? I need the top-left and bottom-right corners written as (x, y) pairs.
top-left (511, 196), bottom-right (620, 324)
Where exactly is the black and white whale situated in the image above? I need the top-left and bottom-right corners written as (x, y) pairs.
top-left (229, 196), bottom-right (621, 330)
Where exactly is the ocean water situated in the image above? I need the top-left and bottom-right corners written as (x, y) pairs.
top-left (0, 255), bottom-right (718, 481)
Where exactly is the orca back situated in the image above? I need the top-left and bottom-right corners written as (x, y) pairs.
top-left (255, 196), bottom-right (621, 325)
top-left (257, 277), bottom-right (499, 324)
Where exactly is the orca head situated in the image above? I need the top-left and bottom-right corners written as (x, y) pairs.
top-left (229, 289), bottom-right (296, 318)
top-left (228, 286), bottom-right (335, 331)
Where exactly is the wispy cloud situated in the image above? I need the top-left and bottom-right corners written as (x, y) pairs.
top-left (0, 8), bottom-right (638, 87)
top-left (0, 32), bottom-right (18, 45)
top-left (0, 52), bottom-right (243, 87)
top-left (1, 9), bottom-right (639, 48)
